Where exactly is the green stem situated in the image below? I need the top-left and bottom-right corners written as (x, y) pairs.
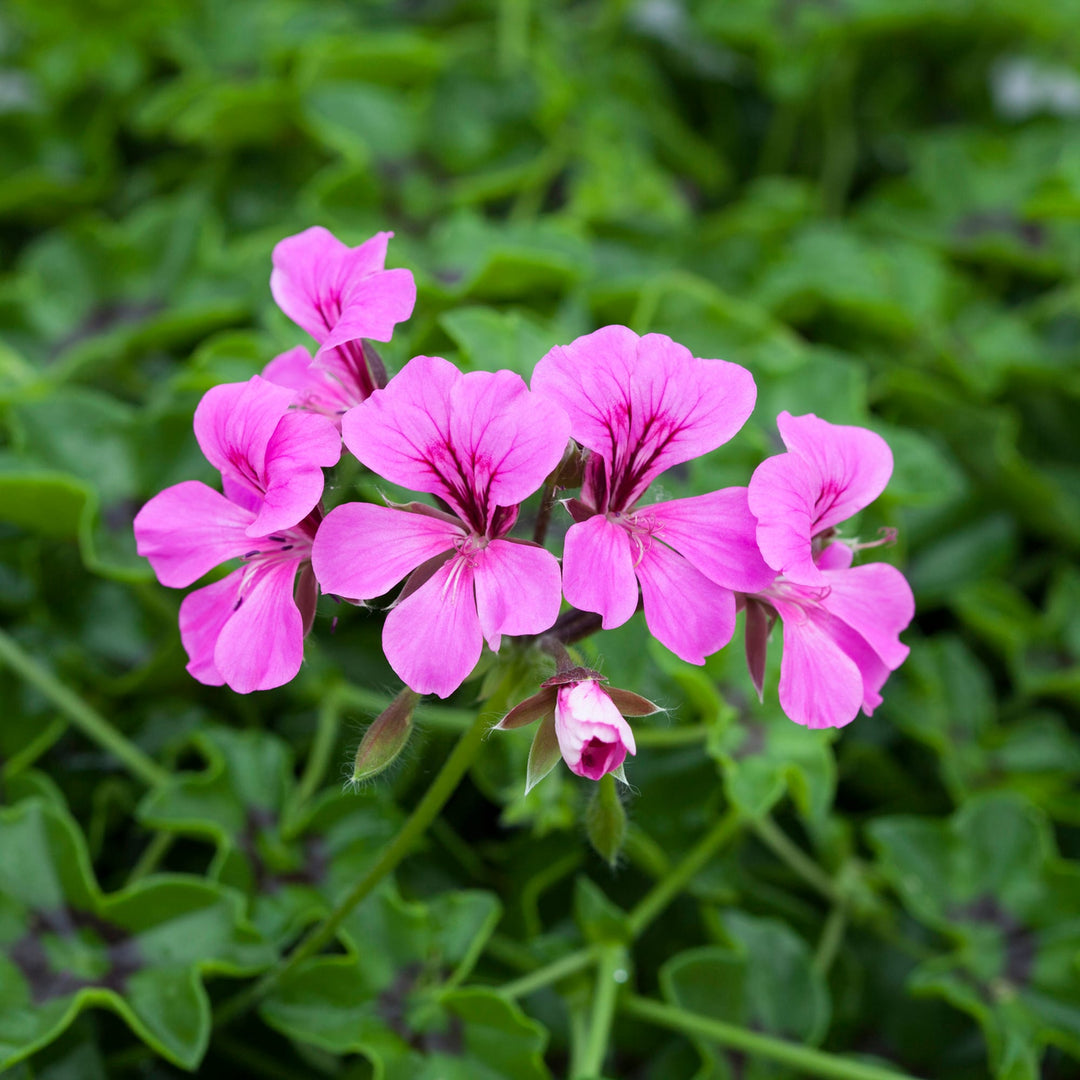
top-left (283, 685), bottom-right (344, 836)
top-left (215, 703), bottom-right (493, 1027)
top-left (576, 945), bottom-right (626, 1079)
top-left (751, 816), bottom-right (839, 903)
top-left (0, 628), bottom-right (169, 788)
top-left (499, 946), bottom-right (597, 1000)
top-left (338, 682), bottom-right (476, 732)
top-left (627, 808), bottom-right (741, 938)
top-left (126, 831), bottom-right (174, 885)
top-left (622, 996), bottom-right (920, 1080)
top-left (814, 899), bottom-right (848, 975)
top-left (633, 724), bottom-right (709, 748)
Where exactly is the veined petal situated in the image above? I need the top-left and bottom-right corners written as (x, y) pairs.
top-left (262, 345), bottom-right (316, 397)
top-left (473, 539), bottom-right (562, 650)
top-left (636, 488), bottom-right (775, 593)
top-left (178, 570), bottom-right (243, 686)
top-left (562, 516), bottom-right (639, 630)
top-left (382, 555), bottom-right (483, 698)
top-left (532, 325), bottom-right (756, 508)
top-left (263, 344), bottom-right (356, 419)
top-left (249, 410), bottom-right (341, 537)
top-left (193, 376), bottom-right (296, 500)
top-left (747, 450), bottom-right (825, 585)
top-left (773, 597), bottom-right (864, 729)
top-left (215, 559), bottom-right (305, 694)
top-left (635, 541), bottom-right (737, 664)
top-left (316, 266), bottom-right (417, 350)
top-left (134, 481), bottom-right (255, 588)
top-left (554, 680), bottom-right (636, 781)
top-left (777, 411), bottom-right (893, 534)
top-left (343, 357), bottom-right (569, 529)
top-left (312, 502), bottom-right (464, 600)
top-left (820, 562), bottom-right (914, 670)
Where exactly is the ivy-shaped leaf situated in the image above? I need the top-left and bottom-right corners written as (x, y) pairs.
top-left (137, 726), bottom-right (401, 943)
top-left (0, 799), bottom-right (273, 1071)
top-left (868, 793), bottom-right (1080, 1079)
top-left (261, 885), bottom-right (549, 1080)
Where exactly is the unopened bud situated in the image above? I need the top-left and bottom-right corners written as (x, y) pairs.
top-left (352, 688), bottom-right (418, 782)
top-left (586, 773), bottom-right (627, 869)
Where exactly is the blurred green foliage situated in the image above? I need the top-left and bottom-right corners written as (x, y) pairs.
top-left (1, 0), bottom-right (1079, 1077)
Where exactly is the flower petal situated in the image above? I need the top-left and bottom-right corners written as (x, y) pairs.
top-left (747, 449), bottom-right (825, 585)
top-left (262, 345), bottom-right (316, 396)
top-left (820, 562), bottom-right (914, 670)
top-left (249, 410), bottom-right (341, 537)
top-left (215, 560), bottom-right (305, 694)
top-left (532, 325), bottom-right (756, 508)
top-left (263, 344), bottom-right (356, 419)
top-left (343, 357), bottom-right (569, 527)
top-left (562, 515), bottom-right (639, 630)
top-left (773, 598), bottom-right (865, 729)
top-left (134, 481), bottom-right (255, 588)
top-left (636, 488), bottom-right (775, 593)
top-left (193, 376), bottom-right (296, 500)
top-left (778, 411), bottom-right (893, 534)
top-left (316, 266), bottom-right (417, 350)
top-left (554, 680), bottom-right (636, 781)
top-left (312, 502), bottom-right (464, 600)
top-left (178, 570), bottom-right (243, 686)
top-left (473, 539), bottom-right (562, 650)
top-left (382, 555), bottom-right (482, 698)
top-left (635, 540), bottom-right (737, 665)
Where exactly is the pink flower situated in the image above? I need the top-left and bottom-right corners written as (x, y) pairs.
top-left (265, 227), bottom-right (416, 417)
top-left (134, 376), bottom-right (340, 693)
top-left (531, 325), bottom-right (774, 665)
top-left (746, 411), bottom-right (893, 586)
top-left (311, 355), bottom-right (571, 698)
top-left (744, 413), bottom-right (914, 728)
top-left (554, 679), bottom-right (637, 781)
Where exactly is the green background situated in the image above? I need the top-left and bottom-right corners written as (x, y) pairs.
top-left (1, 1), bottom-right (1079, 1077)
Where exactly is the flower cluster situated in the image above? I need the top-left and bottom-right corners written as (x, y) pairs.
top-left (136, 226), bottom-right (914, 787)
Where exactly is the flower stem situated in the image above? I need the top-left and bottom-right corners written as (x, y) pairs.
top-left (622, 995), bottom-right (920, 1080)
top-left (498, 945), bottom-right (598, 1000)
top-left (627, 808), bottom-right (741, 938)
top-left (814, 899), bottom-right (849, 975)
top-left (215, 700), bottom-right (494, 1027)
top-left (0, 628), bottom-right (169, 789)
top-left (282, 684), bottom-right (344, 837)
top-left (575, 944), bottom-right (627, 1079)
top-left (751, 815), bottom-right (839, 903)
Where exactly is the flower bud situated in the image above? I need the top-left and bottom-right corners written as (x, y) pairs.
top-left (554, 680), bottom-right (637, 781)
top-left (352, 688), bottom-right (418, 782)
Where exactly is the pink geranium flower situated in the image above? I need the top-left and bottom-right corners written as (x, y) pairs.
top-left (134, 376), bottom-right (340, 693)
top-left (531, 325), bottom-right (774, 665)
top-left (553, 679), bottom-right (637, 780)
top-left (311, 355), bottom-right (571, 698)
top-left (264, 227), bottom-right (416, 419)
top-left (745, 413), bottom-right (914, 728)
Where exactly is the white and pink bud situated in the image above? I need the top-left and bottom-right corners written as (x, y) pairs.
top-left (554, 679), bottom-right (637, 781)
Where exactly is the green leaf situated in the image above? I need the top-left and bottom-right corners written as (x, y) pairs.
top-left (0, 800), bottom-right (273, 1071)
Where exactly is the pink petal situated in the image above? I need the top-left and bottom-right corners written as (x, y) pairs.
top-left (134, 481), bottom-right (255, 588)
top-left (193, 376), bottom-right (296, 501)
top-left (635, 488), bottom-right (775, 593)
top-left (178, 570), bottom-right (243, 686)
top-left (820, 562), bottom-right (914, 670)
top-left (562, 515), bottom-right (639, 630)
top-left (635, 540), bottom-right (737, 664)
top-left (382, 554), bottom-right (483, 698)
top-left (270, 227), bottom-right (366, 342)
top-left (747, 450), bottom-right (825, 585)
top-left (554, 680), bottom-right (636, 780)
top-left (262, 345), bottom-right (316, 397)
top-left (343, 357), bottom-right (569, 528)
top-left (312, 502), bottom-right (464, 600)
top-left (316, 266), bottom-right (417, 350)
top-left (772, 597), bottom-right (864, 729)
top-left (473, 539), bottom-right (562, 650)
top-left (215, 559), bottom-right (305, 694)
top-left (249, 410), bottom-right (341, 537)
top-left (777, 412), bottom-right (893, 534)
top-left (532, 326), bottom-right (757, 508)
top-left (817, 541), bottom-right (854, 571)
